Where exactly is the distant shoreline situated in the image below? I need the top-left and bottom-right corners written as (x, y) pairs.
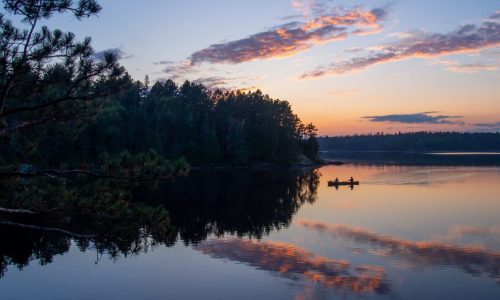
top-left (320, 150), bottom-right (500, 155)
top-left (319, 132), bottom-right (500, 153)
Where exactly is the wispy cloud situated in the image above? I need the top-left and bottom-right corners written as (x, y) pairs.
top-left (191, 76), bottom-right (238, 90)
top-left (277, 14), bottom-right (304, 21)
top-left (430, 59), bottom-right (499, 73)
top-left (345, 46), bottom-right (364, 53)
top-left (472, 121), bottom-right (500, 128)
top-left (291, 0), bottom-right (318, 18)
top-left (447, 63), bottom-right (499, 73)
top-left (153, 60), bottom-right (174, 65)
top-left (154, 59), bottom-right (264, 91)
top-left (291, 0), bottom-right (361, 20)
top-left (192, 76), bottom-right (229, 88)
top-left (93, 47), bottom-right (131, 60)
top-left (363, 112), bottom-right (464, 125)
top-left (387, 31), bottom-right (419, 39)
top-left (469, 120), bottom-right (500, 132)
top-left (159, 60), bottom-right (196, 81)
top-left (301, 12), bottom-right (500, 78)
top-left (191, 75), bottom-right (262, 92)
top-left (189, 7), bottom-right (388, 65)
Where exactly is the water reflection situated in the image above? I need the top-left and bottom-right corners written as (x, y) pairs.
top-left (0, 219), bottom-right (177, 279)
top-left (436, 225), bottom-right (500, 242)
top-left (0, 169), bottom-right (320, 278)
top-left (363, 167), bottom-right (500, 185)
top-left (0, 228), bottom-right (68, 278)
top-left (3, 162), bottom-right (500, 299)
top-left (0, 175), bottom-right (182, 279)
top-left (140, 169), bottom-right (320, 244)
top-left (194, 238), bottom-right (390, 296)
top-left (300, 220), bottom-right (500, 282)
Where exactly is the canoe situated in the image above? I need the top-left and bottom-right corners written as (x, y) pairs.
top-left (328, 181), bottom-right (359, 186)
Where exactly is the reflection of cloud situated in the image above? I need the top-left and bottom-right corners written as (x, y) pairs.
top-left (436, 225), bottom-right (500, 241)
top-left (299, 220), bottom-right (500, 280)
top-left (363, 112), bottom-right (464, 125)
top-left (190, 7), bottom-right (387, 65)
top-left (301, 12), bottom-right (500, 78)
top-left (194, 238), bottom-right (389, 295)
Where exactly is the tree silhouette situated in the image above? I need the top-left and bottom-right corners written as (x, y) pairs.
top-left (0, 0), bottom-right (125, 136)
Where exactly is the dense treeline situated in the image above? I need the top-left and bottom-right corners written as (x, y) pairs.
top-left (81, 78), bottom-right (320, 166)
top-left (0, 77), bottom-right (319, 169)
top-left (319, 132), bottom-right (500, 152)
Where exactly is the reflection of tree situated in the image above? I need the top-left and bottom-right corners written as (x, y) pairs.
top-left (0, 169), bottom-right (320, 278)
top-left (0, 228), bottom-right (71, 278)
top-left (300, 220), bottom-right (500, 282)
top-left (0, 176), bottom-right (177, 279)
top-left (194, 238), bottom-right (390, 296)
top-left (142, 168), bottom-right (321, 245)
top-left (0, 223), bottom-right (178, 279)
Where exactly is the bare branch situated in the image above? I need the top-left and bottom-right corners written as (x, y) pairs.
top-left (0, 221), bottom-right (95, 238)
top-left (0, 207), bottom-right (37, 214)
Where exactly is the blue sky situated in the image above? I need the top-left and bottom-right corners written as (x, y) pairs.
top-left (6, 0), bottom-right (500, 134)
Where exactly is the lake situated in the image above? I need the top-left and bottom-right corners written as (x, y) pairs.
top-left (1, 154), bottom-right (500, 299)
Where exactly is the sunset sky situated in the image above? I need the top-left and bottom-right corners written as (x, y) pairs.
top-left (32, 0), bottom-right (500, 135)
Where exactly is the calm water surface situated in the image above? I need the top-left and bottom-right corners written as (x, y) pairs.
top-left (1, 160), bottom-right (500, 299)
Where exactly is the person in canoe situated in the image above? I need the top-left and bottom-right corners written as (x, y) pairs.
top-left (350, 177), bottom-right (354, 184)
top-left (334, 177), bottom-right (339, 184)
